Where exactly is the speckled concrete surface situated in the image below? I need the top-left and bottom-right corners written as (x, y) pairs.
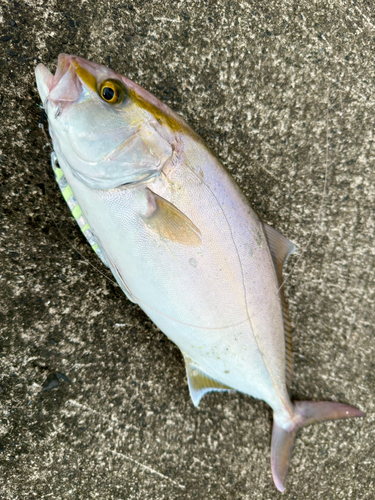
top-left (0, 1), bottom-right (374, 498)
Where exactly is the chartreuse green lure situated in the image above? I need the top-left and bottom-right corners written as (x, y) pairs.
top-left (51, 152), bottom-right (108, 267)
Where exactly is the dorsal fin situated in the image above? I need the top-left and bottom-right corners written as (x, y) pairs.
top-left (263, 223), bottom-right (296, 390)
top-left (183, 355), bottom-right (232, 407)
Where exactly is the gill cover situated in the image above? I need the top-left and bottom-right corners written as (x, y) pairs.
top-left (50, 58), bottom-right (172, 189)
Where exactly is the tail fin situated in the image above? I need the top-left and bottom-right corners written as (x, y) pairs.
top-left (271, 401), bottom-right (364, 492)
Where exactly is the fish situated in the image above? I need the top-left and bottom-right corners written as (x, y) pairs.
top-left (35, 54), bottom-right (364, 492)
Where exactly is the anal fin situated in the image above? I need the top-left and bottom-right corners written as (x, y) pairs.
top-left (183, 354), bottom-right (232, 407)
top-left (263, 223), bottom-right (296, 390)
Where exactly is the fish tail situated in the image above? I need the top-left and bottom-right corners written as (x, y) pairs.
top-left (271, 401), bottom-right (364, 492)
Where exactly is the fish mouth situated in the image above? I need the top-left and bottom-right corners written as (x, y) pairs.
top-left (35, 54), bottom-right (97, 117)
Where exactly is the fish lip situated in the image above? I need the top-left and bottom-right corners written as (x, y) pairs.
top-left (52, 53), bottom-right (73, 88)
top-left (41, 54), bottom-right (98, 117)
top-left (52, 54), bottom-right (97, 89)
top-left (35, 54), bottom-right (75, 102)
top-left (35, 63), bottom-right (54, 105)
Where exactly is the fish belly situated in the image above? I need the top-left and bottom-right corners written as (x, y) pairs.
top-left (57, 146), bottom-right (290, 414)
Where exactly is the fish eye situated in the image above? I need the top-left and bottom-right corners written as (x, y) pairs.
top-left (99, 79), bottom-right (126, 104)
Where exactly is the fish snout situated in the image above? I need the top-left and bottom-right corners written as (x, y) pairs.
top-left (47, 55), bottom-right (83, 108)
top-left (36, 54), bottom-right (98, 121)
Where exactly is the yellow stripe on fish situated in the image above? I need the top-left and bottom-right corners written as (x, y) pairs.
top-left (72, 61), bottom-right (97, 92)
top-left (128, 88), bottom-right (187, 134)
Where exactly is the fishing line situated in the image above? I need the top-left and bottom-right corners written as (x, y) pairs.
top-left (49, 211), bottom-right (120, 289)
top-left (275, 86), bottom-right (331, 295)
top-left (37, 104), bottom-right (52, 149)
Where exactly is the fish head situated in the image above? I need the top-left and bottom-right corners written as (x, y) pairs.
top-left (35, 54), bottom-right (175, 189)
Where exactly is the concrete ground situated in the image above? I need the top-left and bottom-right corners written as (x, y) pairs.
top-left (0, 0), bottom-right (374, 498)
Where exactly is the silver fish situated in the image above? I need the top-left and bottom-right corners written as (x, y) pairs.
top-left (35, 54), bottom-right (364, 491)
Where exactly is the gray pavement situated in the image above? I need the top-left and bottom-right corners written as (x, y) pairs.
top-left (0, 0), bottom-right (374, 498)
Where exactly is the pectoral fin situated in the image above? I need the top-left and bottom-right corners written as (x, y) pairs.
top-left (183, 355), bottom-right (232, 407)
top-left (263, 223), bottom-right (296, 389)
top-left (144, 189), bottom-right (202, 247)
